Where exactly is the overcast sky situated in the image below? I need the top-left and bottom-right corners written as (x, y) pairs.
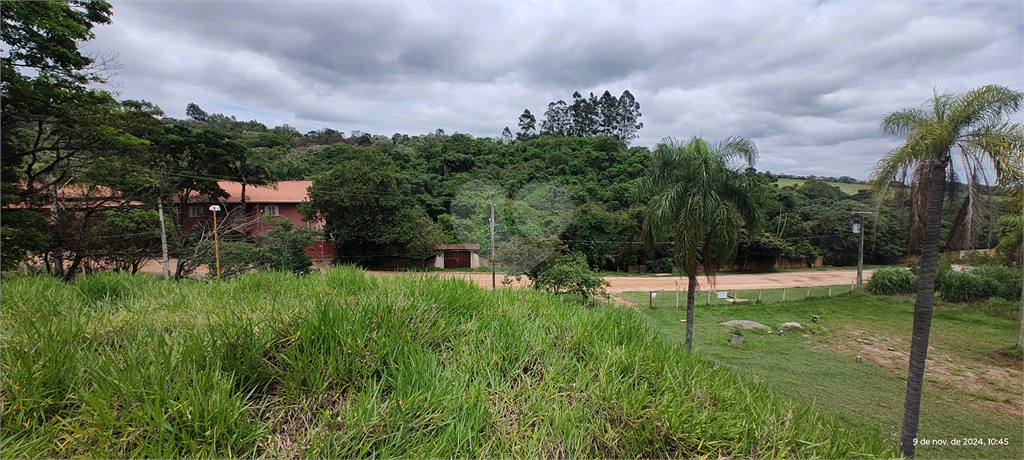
top-left (87, 0), bottom-right (1023, 179)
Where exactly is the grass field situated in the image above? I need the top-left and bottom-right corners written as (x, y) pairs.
top-left (776, 178), bottom-right (868, 195)
top-left (0, 269), bottom-right (896, 458)
top-left (622, 289), bottom-right (1024, 459)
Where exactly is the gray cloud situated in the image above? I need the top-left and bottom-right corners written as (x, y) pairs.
top-left (89, 0), bottom-right (1024, 178)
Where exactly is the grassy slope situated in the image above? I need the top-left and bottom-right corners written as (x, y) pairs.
top-left (0, 269), bottom-right (896, 458)
top-left (776, 178), bottom-right (867, 195)
top-left (625, 290), bottom-right (1023, 459)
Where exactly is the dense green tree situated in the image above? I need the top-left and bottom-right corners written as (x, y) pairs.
top-left (869, 84), bottom-right (1024, 458)
top-left (638, 136), bottom-right (763, 351)
top-left (155, 126), bottom-right (249, 222)
top-left (517, 109), bottom-right (536, 139)
top-left (0, 190), bottom-right (48, 271)
top-left (185, 102), bottom-right (210, 122)
top-left (302, 149), bottom-right (439, 264)
top-left (535, 90), bottom-right (643, 144)
top-left (89, 208), bottom-right (167, 274)
top-left (2, 0), bottom-right (112, 187)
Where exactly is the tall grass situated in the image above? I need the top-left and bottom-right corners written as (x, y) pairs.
top-left (2, 268), bottom-right (896, 458)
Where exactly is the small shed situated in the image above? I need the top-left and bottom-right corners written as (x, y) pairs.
top-left (434, 244), bottom-right (486, 269)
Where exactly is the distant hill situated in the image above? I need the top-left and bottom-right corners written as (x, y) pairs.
top-left (776, 178), bottom-right (867, 195)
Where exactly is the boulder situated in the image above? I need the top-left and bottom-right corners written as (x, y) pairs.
top-left (777, 322), bottom-right (802, 335)
top-left (720, 320), bottom-right (770, 330)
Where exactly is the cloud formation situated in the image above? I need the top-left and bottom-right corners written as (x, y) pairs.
top-left (89, 1), bottom-right (1023, 178)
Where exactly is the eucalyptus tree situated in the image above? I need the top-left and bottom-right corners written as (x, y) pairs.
top-left (638, 136), bottom-right (763, 351)
top-left (869, 84), bottom-right (1024, 458)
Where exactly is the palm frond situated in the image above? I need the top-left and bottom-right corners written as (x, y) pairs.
top-left (872, 84), bottom-right (1023, 253)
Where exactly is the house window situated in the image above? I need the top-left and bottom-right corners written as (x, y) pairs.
top-left (188, 206), bottom-right (203, 218)
top-left (264, 205), bottom-right (279, 216)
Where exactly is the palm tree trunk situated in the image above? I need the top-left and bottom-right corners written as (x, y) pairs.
top-left (1017, 216), bottom-right (1023, 348)
top-left (900, 157), bottom-right (948, 458)
top-left (685, 274), bottom-right (697, 352)
top-left (1017, 192), bottom-right (1023, 349)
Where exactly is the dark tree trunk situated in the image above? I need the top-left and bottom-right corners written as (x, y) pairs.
top-left (900, 156), bottom-right (948, 458)
top-left (685, 274), bottom-right (697, 352)
top-left (62, 253), bottom-right (84, 283)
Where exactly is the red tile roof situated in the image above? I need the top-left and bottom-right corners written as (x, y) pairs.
top-left (189, 181), bottom-right (313, 203)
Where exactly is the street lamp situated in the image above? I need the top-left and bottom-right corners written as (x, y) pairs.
top-left (210, 204), bottom-right (221, 279)
top-left (852, 211), bottom-right (870, 288)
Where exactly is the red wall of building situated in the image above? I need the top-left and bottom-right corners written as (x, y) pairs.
top-left (179, 202), bottom-right (336, 260)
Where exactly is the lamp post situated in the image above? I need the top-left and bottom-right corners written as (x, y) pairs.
top-left (210, 205), bottom-right (221, 279)
top-left (852, 211), bottom-right (870, 288)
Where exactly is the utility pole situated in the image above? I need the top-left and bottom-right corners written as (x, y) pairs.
top-left (490, 201), bottom-right (496, 290)
top-left (853, 211), bottom-right (870, 288)
top-left (158, 198), bottom-right (170, 278)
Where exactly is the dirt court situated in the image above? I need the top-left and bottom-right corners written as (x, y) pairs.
top-left (140, 259), bottom-right (869, 293)
top-left (422, 268), bottom-right (872, 293)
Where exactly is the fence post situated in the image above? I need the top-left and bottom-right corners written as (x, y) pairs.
top-left (758, 289), bottom-right (762, 302)
top-left (782, 288), bottom-right (786, 301)
top-left (828, 285), bottom-right (832, 298)
top-left (707, 290), bottom-right (711, 305)
top-left (806, 287), bottom-right (811, 299)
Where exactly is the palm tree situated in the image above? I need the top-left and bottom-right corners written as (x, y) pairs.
top-left (638, 136), bottom-right (762, 351)
top-left (869, 84), bottom-right (1023, 458)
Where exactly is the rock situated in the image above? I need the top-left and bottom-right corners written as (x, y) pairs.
top-left (811, 315), bottom-right (819, 323)
top-left (777, 322), bottom-right (802, 334)
top-left (720, 320), bottom-right (770, 330)
top-left (862, 340), bottom-right (873, 345)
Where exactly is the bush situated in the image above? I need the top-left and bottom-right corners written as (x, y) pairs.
top-left (937, 270), bottom-right (998, 303)
top-left (866, 267), bottom-right (918, 295)
top-left (970, 265), bottom-right (1022, 301)
top-left (531, 252), bottom-right (609, 300)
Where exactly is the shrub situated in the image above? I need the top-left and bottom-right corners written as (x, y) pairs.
top-left (970, 265), bottom-right (1022, 301)
top-left (937, 270), bottom-right (998, 303)
top-left (866, 267), bottom-right (918, 295)
top-left (531, 252), bottom-right (609, 300)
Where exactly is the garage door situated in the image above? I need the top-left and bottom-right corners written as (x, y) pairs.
top-left (444, 251), bottom-right (471, 269)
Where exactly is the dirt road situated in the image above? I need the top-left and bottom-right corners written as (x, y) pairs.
top-left (424, 269), bottom-right (872, 292)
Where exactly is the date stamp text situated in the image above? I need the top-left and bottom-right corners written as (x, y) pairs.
top-left (913, 437), bottom-right (1010, 447)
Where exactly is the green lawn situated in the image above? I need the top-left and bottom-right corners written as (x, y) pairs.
top-left (623, 290), bottom-right (1023, 459)
top-left (777, 178), bottom-right (867, 195)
